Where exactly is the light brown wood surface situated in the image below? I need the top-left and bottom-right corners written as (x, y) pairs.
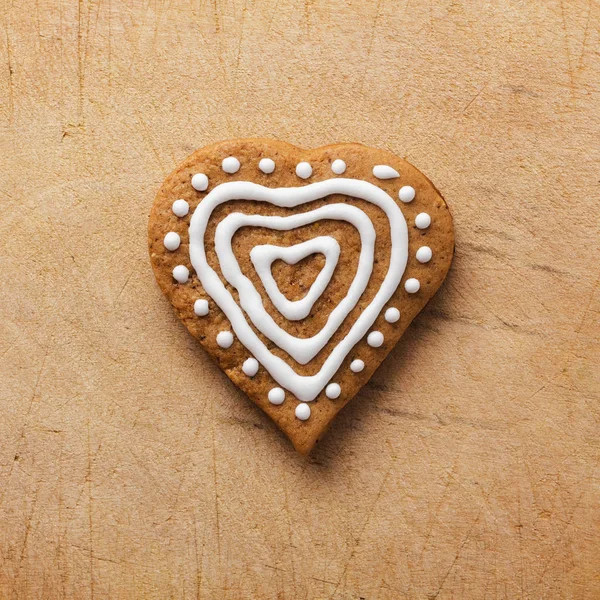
top-left (1, 1), bottom-right (599, 598)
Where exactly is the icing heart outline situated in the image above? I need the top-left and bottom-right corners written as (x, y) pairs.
top-left (214, 203), bottom-right (377, 365)
top-left (189, 179), bottom-right (409, 400)
top-left (250, 236), bottom-right (341, 321)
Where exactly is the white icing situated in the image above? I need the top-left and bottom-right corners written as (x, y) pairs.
top-left (216, 331), bottom-right (234, 348)
top-left (194, 299), bottom-right (209, 316)
top-left (350, 359), bottom-right (365, 373)
top-left (188, 179), bottom-right (408, 402)
top-left (399, 186), bottom-right (415, 203)
top-left (215, 204), bottom-right (374, 364)
top-left (268, 387), bottom-right (285, 405)
top-left (172, 265), bottom-right (189, 283)
top-left (259, 158), bottom-right (275, 174)
top-left (222, 156), bottom-right (240, 174)
top-left (296, 162), bottom-right (312, 179)
top-left (295, 403), bottom-right (311, 420)
top-left (172, 199), bottom-right (189, 217)
top-left (373, 165), bottom-right (399, 179)
top-left (242, 357), bottom-right (259, 377)
top-left (250, 236), bottom-right (340, 321)
top-left (415, 213), bottom-right (431, 229)
top-left (325, 383), bottom-right (341, 399)
top-left (164, 232), bottom-right (181, 251)
top-left (405, 278), bottom-right (420, 293)
top-left (331, 159), bottom-right (346, 174)
top-left (416, 246), bottom-right (432, 263)
top-left (367, 331), bottom-right (384, 347)
top-left (385, 307), bottom-right (400, 323)
top-left (191, 173), bottom-right (209, 191)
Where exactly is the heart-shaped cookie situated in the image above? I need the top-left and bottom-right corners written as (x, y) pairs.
top-left (149, 140), bottom-right (454, 453)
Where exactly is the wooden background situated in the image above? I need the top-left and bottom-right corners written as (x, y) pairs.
top-left (1, 1), bottom-right (598, 598)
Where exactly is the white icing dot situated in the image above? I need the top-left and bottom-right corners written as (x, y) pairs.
top-left (172, 265), bottom-right (189, 284)
top-left (415, 212), bottom-right (431, 229)
top-left (163, 231), bottom-right (181, 251)
top-left (367, 331), bottom-right (384, 347)
top-left (194, 299), bottom-right (209, 316)
top-left (222, 156), bottom-right (240, 174)
top-left (331, 159), bottom-right (346, 175)
top-left (325, 383), bottom-right (341, 399)
top-left (191, 173), bottom-right (209, 191)
top-left (268, 387), bottom-right (285, 405)
top-left (385, 307), bottom-right (400, 323)
top-left (295, 402), bottom-right (311, 420)
top-left (172, 199), bottom-right (189, 217)
top-left (216, 331), bottom-right (234, 349)
top-left (242, 357), bottom-right (259, 377)
top-left (350, 359), bottom-right (365, 373)
top-left (373, 165), bottom-right (399, 179)
top-left (399, 186), bottom-right (415, 203)
top-left (405, 278), bottom-right (420, 293)
top-left (416, 246), bottom-right (433, 263)
top-left (259, 158), bottom-right (275, 174)
top-left (296, 162), bottom-right (312, 179)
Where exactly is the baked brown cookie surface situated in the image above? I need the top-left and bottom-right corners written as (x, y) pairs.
top-left (149, 139), bottom-right (454, 453)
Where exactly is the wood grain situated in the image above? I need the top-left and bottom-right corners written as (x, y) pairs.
top-left (0, 1), bottom-right (598, 598)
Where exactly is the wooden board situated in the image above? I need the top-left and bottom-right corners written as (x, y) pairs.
top-left (0, 1), bottom-right (598, 598)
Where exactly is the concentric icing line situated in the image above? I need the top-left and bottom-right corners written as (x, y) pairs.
top-left (215, 205), bottom-right (374, 364)
top-left (188, 179), bottom-right (408, 402)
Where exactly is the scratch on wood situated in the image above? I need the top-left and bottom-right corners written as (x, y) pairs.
top-left (328, 457), bottom-right (394, 598)
top-left (0, 335), bottom-right (19, 357)
top-left (212, 0), bottom-right (221, 33)
top-left (77, 0), bottom-right (85, 127)
top-left (576, 0), bottom-right (593, 71)
top-left (559, 0), bottom-right (577, 96)
top-left (431, 512), bottom-right (481, 598)
top-left (211, 399), bottom-right (222, 568)
top-left (236, 2), bottom-right (247, 69)
top-left (234, 1), bottom-right (248, 87)
top-left (108, 0), bottom-right (112, 90)
top-left (535, 490), bottom-right (585, 585)
top-left (419, 461), bottom-right (457, 561)
top-left (359, 0), bottom-right (383, 94)
top-left (87, 421), bottom-right (95, 600)
top-left (10, 487), bottom-right (39, 597)
top-left (312, 576), bottom-right (337, 586)
top-left (56, 440), bottom-right (68, 599)
top-left (4, 16), bottom-right (14, 124)
top-left (462, 83), bottom-right (488, 114)
top-left (282, 471), bottom-right (298, 595)
top-left (114, 270), bottom-right (135, 304)
top-left (0, 349), bottom-right (49, 509)
top-left (135, 112), bottom-right (167, 174)
top-left (17, 487), bottom-right (39, 566)
top-left (193, 516), bottom-right (204, 599)
top-left (575, 270), bottom-right (599, 334)
top-left (516, 452), bottom-right (526, 599)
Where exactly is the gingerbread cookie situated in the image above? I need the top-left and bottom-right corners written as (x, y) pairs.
top-left (149, 140), bottom-right (454, 454)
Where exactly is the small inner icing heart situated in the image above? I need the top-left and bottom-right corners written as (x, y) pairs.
top-left (269, 254), bottom-right (326, 303)
top-left (250, 236), bottom-right (340, 321)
